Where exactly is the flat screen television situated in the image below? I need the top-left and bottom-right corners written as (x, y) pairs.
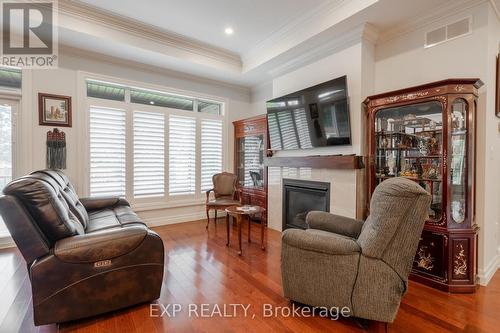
top-left (266, 75), bottom-right (351, 150)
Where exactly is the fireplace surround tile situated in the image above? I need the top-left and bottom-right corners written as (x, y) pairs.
top-left (267, 166), bottom-right (359, 231)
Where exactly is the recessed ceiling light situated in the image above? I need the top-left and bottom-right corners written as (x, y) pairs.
top-left (224, 27), bottom-right (234, 35)
top-left (150, 101), bottom-right (155, 105)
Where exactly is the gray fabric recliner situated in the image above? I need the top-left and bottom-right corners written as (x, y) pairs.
top-left (281, 177), bottom-right (431, 323)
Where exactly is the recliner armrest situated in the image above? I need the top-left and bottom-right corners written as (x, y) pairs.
top-left (306, 211), bottom-right (364, 239)
top-left (54, 225), bottom-right (147, 263)
top-left (282, 228), bottom-right (361, 255)
top-left (79, 196), bottom-right (130, 212)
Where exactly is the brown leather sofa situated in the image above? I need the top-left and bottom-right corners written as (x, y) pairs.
top-left (0, 170), bottom-right (164, 326)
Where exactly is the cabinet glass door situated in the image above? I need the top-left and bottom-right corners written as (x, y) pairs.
top-left (374, 101), bottom-right (443, 222)
top-left (450, 99), bottom-right (467, 224)
top-left (237, 134), bottom-right (264, 188)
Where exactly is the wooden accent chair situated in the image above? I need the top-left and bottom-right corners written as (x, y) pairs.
top-left (205, 172), bottom-right (240, 229)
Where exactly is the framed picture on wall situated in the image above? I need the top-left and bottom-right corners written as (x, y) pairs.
top-left (38, 93), bottom-right (72, 127)
top-left (496, 54), bottom-right (500, 118)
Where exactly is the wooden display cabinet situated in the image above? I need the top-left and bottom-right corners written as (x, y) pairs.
top-left (233, 115), bottom-right (268, 222)
top-left (364, 79), bottom-right (483, 293)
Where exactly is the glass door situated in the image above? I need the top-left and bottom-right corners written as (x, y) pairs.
top-left (0, 99), bottom-right (17, 237)
top-left (374, 101), bottom-right (444, 223)
top-left (237, 134), bottom-right (264, 188)
top-left (449, 99), bottom-right (468, 225)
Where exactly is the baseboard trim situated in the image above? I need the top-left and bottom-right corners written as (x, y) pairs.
top-left (141, 210), bottom-right (223, 227)
top-left (478, 248), bottom-right (500, 286)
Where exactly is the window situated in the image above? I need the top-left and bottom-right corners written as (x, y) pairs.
top-left (0, 102), bottom-right (14, 237)
top-left (87, 78), bottom-right (225, 204)
top-left (198, 100), bottom-right (221, 115)
top-left (133, 111), bottom-right (165, 198)
top-left (89, 106), bottom-right (126, 197)
top-left (87, 80), bottom-right (125, 101)
top-left (131, 88), bottom-right (194, 111)
top-left (0, 67), bottom-right (21, 237)
top-left (200, 119), bottom-right (223, 191)
top-left (169, 116), bottom-right (196, 196)
top-left (87, 80), bottom-right (222, 114)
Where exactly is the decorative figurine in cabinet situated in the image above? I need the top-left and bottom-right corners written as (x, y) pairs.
top-left (364, 79), bottom-right (483, 293)
top-left (233, 115), bottom-right (268, 223)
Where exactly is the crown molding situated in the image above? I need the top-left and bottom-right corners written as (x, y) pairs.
top-left (489, 0), bottom-right (500, 22)
top-left (378, 0), bottom-right (487, 43)
top-left (267, 23), bottom-right (377, 78)
top-left (242, 0), bottom-right (347, 63)
top-left (59, 45), bottom-right (251, 94)
top-left (57, 0), bottom-right (242, 68)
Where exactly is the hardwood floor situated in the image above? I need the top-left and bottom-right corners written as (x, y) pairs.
top-left (0, 219), bottom-right (499, 333)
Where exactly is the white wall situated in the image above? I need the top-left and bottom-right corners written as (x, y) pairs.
top-left (19, 49), bottom-right (254, 225)
top-left (374, 2), bottom-right (500, 284)
top-left (486, 2), bottom-right (500, 281)
top-left (251, 1), bottom-right (500, 282)
top-left (263, 40), bottom-right (369, 230)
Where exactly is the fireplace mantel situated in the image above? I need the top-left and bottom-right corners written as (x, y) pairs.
top-left (264, 155), bottom-right (364, 170)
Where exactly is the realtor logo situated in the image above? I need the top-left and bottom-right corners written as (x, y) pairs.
top-left (1, 0), bottom-right (58, 68)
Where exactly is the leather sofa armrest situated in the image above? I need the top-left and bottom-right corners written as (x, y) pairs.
top-left (54, 225), bottom-right (147, 263)
top-left (282, 229), bottom-right (361, 255)
top-left (306, 211), bottom-right (364, 239)
top-left (79, 196), bottom-right (130, 212)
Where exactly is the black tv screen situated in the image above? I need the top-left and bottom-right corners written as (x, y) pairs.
top-left (266, 75), bottom-right (351, 150)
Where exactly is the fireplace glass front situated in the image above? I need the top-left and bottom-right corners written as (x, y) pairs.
top-left (282, 179), bottom-right (330, 230)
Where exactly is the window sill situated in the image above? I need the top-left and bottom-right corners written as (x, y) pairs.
top-left (131, 198), bottom-right (206, 212)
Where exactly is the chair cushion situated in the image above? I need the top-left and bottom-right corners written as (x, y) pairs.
top-left (283, 229), bottom-right (361, 255)
top-left (86, 205), bottom-right (145, 233)
top-left (3, 176), bottom-right (84, 244)
top-left (207, 198), bottom-right (240, 207)
top-left (212, 173), bottom-right (237, 196)
top-left (357, 177), bottom-right (430, 259)
top-left (31, 170), bottom-right (90, 229)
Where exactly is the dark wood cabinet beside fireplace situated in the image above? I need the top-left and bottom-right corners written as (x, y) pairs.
top-left (233, 115), bottom-right (268, 222)
top-left (364, 79), bottom-right (483, 293)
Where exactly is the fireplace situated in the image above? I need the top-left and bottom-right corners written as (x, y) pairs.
top-left (282, 179), bottom-right (330, 230)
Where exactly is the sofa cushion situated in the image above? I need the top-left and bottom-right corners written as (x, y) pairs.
top-left (86, 205), bottom-right (145, 233)
top-left (31, 170), bottom-right (90, 229)
top-left (3, 176), bottom-right (84, 244)
top-left (54, 225), bottom-right (148, 263)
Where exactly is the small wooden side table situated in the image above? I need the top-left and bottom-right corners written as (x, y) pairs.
top-left (225, 205), bottom-right (266, 255)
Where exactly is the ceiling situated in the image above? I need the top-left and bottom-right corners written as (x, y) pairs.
top-left (53, 0), bottom-right (489, 87)
top-left (78, 0), bottom-right (333, 55)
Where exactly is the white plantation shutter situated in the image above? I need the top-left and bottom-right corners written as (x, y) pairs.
top-left (89, 107), bottom-right (126, 197)
top-left (169, 116), bottom-right (196, 195)
top-left (200, 119), bottom-right (223, 191)
top-left (133, 111), bottom-right (165, 197)
top-left (0, 104), bottom-right (13, 236)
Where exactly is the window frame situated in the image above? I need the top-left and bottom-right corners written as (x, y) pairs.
top-left (80, 72), bottom-right (228, 212)
top-left (0, 94), bottom-right (21, 245)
